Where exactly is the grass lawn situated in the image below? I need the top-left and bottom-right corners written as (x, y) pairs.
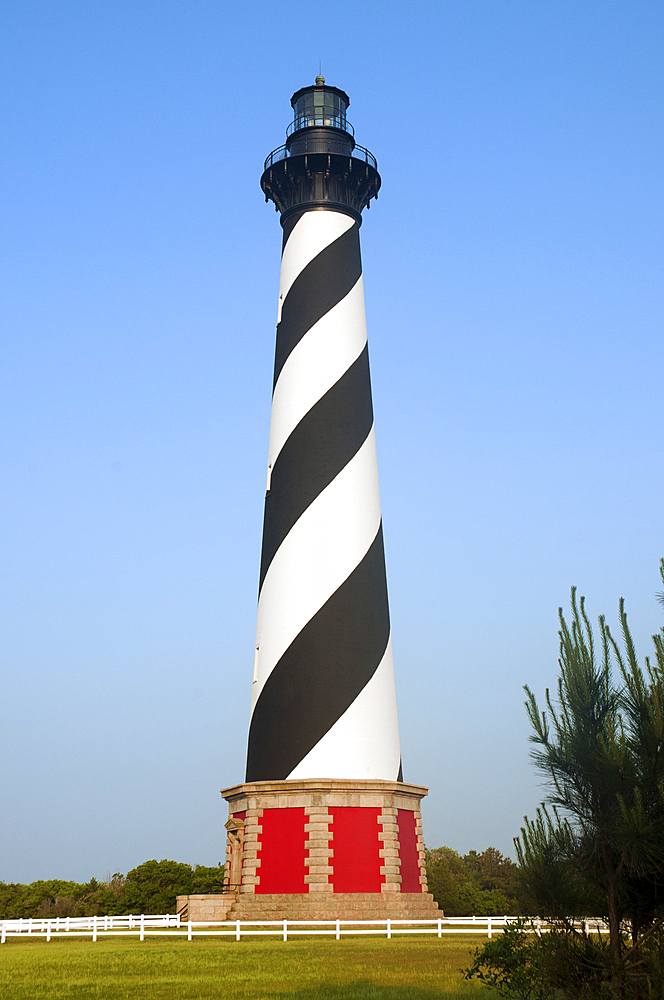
top-left (0, 935), bottom-right (488, 999)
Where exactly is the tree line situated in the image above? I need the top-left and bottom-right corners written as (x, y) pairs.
top-left (0, 860), bottom-right (226, 919)
top-left (426, 845), bottom-right (525, 915)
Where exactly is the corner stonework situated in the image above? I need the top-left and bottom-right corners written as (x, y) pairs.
top-left (240, 807), bottom-right (262, 893)
top-left (304, 806), bottom-right (334, 891)
top-left (415, 807), bottom-right (429, 891)
top-left (378, 807), bottom-right (401, 892)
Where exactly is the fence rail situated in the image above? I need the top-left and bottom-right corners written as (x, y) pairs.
top-left (0, 914), bottom-right (610, 944)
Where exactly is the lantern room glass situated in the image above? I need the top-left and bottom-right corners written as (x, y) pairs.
top-left (292, 89), bottom-right (348, 132)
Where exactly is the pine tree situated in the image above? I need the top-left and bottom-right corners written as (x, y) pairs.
top-left (516, 559), bottom-right (664, 994)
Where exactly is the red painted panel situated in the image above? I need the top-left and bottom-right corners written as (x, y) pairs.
top-left (397, 809), bottom-right (422, 892)
top-left (233, 811), bottom-right (246, 821)
top-left (256, 807), bottom-right (306, 894)
top-left (330, 807), bottom-right (383, 893)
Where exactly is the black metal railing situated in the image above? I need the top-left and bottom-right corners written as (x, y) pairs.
top-left (287, 115), bottom-right (354, 138)
top-left (263, 142), bottom-right (378, 172)
top-left (221, 883), bottom-right (241, 894)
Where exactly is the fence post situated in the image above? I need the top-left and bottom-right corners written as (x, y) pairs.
top-left (437, 917), bottom-right (442, 938)
top-left (188, 920), bottom-right (192, 942)
top-left (487, 917), bottom-right (492, 939)
top-left (140, 914), bottom-right (145, 941)
top-left (93, 916), bottom-right (97, 943)
top-left (386, 918), bottom-right (391, 940)
top-left (335, 918), bottom-right (340, 941)
top-left (236, 919), bottom-right (241, 942)
top-left (1, 925), bottom-right (5, 945)
top-left (283, 919), bottom-right (288, 942)
top-left (46, 922), bottom-right (51, 942)
top-left (28, 918), bottom-right (33, 935)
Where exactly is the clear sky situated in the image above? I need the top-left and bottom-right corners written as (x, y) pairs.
top-left (1, 0), bottom-right (662, 883)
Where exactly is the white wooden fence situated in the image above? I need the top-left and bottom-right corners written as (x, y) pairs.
top-left (0, 914), bottom-right (609, 943)
top-left (0, 913), bottom-right (180, 942)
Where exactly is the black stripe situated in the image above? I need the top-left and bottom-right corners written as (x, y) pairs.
top-left (281, 212), bottom-right (300, 251)
top-left (273, 223), bottom-right (361, 388)
top-left (259, 345), bottom-right (373, 590)
top-left (246, 525), bottom-right (391, 782)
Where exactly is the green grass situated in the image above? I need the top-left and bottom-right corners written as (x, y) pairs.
top-left (0, 935), bottom-right (487, 999)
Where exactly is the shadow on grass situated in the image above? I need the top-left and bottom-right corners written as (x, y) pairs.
top-left (270, 983), bottom-right (453, 999)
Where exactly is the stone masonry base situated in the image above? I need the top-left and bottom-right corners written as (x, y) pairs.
top-left (176, 779), bottom-right (441, 921)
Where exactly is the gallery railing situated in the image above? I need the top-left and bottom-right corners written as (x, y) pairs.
top-left (263, 142), bottom-right (378, 172)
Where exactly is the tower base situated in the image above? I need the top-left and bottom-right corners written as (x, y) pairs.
top-left (198, 779), bottom-right (441, 921)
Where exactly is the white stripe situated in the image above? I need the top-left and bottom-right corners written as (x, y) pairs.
top-left (268, 277), bottom-right (367, 472)
top-left (252, 428), bottom-right (381, 714)
top-left (286, 637), bottom-right (400, 781)
top-left (277, 211), bottom-right (355, 322)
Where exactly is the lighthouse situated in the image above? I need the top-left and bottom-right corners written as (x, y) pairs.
top-left (247, 78), bottom-right (400, 786)
top-left (210, 79), bottom-right (440, 923)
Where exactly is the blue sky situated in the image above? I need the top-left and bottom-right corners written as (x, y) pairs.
top-left (1, 0), bottom-right (663, 882)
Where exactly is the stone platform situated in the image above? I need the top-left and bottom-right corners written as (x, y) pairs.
top-left (177, 890), bottom-right (440, 922)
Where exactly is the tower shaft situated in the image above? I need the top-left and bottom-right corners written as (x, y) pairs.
top-left (247, 207), bottom-right (400, 782)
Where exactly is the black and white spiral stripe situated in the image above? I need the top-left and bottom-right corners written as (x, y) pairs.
top-left (246, 209), bottom-right (401, 783)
